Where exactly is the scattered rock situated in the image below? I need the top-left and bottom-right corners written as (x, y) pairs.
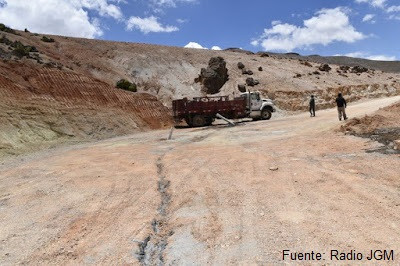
top-left (300, 60), bottom-right (313, 67)
top-left (237, 62), bottom-right (245, 69)
top-left (394, 139), bottom-right (400, 150)
top-left (293, 73), bottom-right (302, 78)
top-left (238, 84), bottom-right (246, 92)
top-left (269, 166), bottom-right (279, 171)
top-left (195, 56), bottom-right (229, 94)
top-left (258, 66), bottom-right (263, 71)
top-left (313, 71), bottom-right (321, 75)
top-left (242, 69), bottom-right (253, 75)
top-left (318, 64), bottom-right (331, 72)
top-left (246, 77), bottom-right (259, 86)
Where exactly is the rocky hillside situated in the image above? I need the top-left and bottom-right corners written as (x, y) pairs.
top-left (1, 26), bottom-right (400, 156)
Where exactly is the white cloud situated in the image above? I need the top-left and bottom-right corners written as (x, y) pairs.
top-left (271, 20), bottom-right (282, 26)
top-left (251, 40), bottom-right (259, 46)
top-left (387, 5), bottom-right (400, 12)
top-left (389, 14), bottom-right (400, 20)
top-left (77, 0), bottom-right (123, 19)
top-left (184, 42), bottom-right (222, 50)
top-left (150, 0), bottom-right (197, 8)
top-left (176, 18), bottom-right (188, 23)
top-left (355, 0), bottom-right (387, 8)
top-left (362, 14), bottom-right (376, 23)
top-left (184, 42), bottom-right (207, 49)
top-left (0, 0), bottom-right (122, 38)
top-left (126, 16), bottom-right (178, 34)
top-left (367, 55), bottom-right (396, 61)
top-left (252, 7), bottom-right (365, 52)
top-left (338, 52), bottom-right (396, 61)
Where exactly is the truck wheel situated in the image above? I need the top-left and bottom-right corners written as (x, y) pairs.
top-left (261, 109), bottom-right (272, 120)
top-left (192, 115), bottom-right (207, 127)
top-left (185, 117), bottom-right (193, 127)
top-left (204, 117), bottom-right (213, 126)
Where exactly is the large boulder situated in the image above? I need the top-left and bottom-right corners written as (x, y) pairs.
top-left (246, 77), bottom-right (259, 86)
top-left (195, 57), bottom-right (229, 94)
top-left (238, 84), bottom-right (246, 92)
top-left (237, 62), bottom-right (245, 69)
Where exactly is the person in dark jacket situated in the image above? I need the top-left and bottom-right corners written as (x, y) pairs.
top-left (309, 95), bottom-right (316, 117)
top-left (336, 93), bottom-right (347, 121)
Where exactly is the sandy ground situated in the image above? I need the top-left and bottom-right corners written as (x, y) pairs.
top-left (1, 96), bottom-right (400, 265)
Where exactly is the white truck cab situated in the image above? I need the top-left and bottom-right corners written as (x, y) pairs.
top-left (240, 91), bottom-right (275, 120)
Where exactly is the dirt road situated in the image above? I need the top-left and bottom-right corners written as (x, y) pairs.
top-left (1, 96), bottom-right (400, 265)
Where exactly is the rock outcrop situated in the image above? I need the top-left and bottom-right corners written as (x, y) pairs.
top-left (196, 57), bottom-right (229, 94)
top-left (246, 77), bottom-right (259, 86)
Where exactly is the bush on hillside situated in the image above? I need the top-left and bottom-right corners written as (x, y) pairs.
top-left (41, 36), bottom-right (55, 43)
top-left (0, 23), bottom-right (16, 34)
top-left (116, 79), bottom-right (137, 92)
top-left (0, 35), bottom-right (12, 45)
top-left (11, 41), bottom-right (38, 58)
top-left (12, 46), bottom-right (29, 58)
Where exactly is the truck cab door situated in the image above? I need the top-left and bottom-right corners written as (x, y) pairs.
top-left (250, 92), bottom-right (262, 111)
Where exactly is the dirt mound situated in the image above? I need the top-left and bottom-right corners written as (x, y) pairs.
top-left (341, 101), bottom-right (400, 153)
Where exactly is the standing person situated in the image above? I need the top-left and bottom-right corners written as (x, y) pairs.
top-left (309, 95), bottom-right (316, 117)
top-left (336, 93), bottom-right (347, 121)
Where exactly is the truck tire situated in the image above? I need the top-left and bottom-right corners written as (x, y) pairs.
top-left (192, 115), bottom-right (207, 127)
top-left (204, 117), bottom-right (213, 126)
top-left (185, 117), bottom-right (193, 127)
top-left (261, 109), bottom-right (272, 120)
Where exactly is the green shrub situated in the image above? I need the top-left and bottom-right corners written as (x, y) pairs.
top-left (0, 23), bottom-right (16, 34)
top-left (0, 35), bottom-right (12, 45)
top-left (12, 46), bottom-right (29, 58)
top-left (41, 36), bottom-right (55, 43)
top-left (10, 41), bottom-right (38, 58)
top-left (116, 79), bottom-right (137, 92)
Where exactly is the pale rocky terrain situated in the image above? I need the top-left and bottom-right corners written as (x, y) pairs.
top-left (1, 28), bottom-right (400, 156)
top-left (1, 96), bottom-right (399, 265)
top-left (1, 27), bottom-right (400, 265)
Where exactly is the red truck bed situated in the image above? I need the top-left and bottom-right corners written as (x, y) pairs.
top-left (172, 96), bottom-right (248, 127)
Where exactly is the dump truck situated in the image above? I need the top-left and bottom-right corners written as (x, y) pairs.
top-left (173, 91), bottom-right (275, 127)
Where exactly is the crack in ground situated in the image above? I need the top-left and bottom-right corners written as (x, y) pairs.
top-left (137, 156), bottom-right (173, 266)
top-left (136, 131), bottom-right (217, 265)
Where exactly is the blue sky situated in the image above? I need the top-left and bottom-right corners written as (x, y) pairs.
top-left (0, 0), bottom-right (399, 60)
